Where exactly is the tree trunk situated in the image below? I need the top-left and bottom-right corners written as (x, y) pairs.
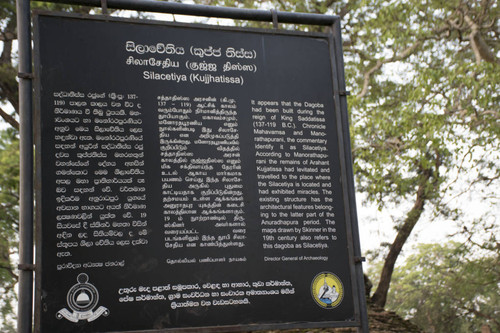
top-left (371, 168), bottom-right (432, 308)
top-left (0, 18), bottom-right (19, 115)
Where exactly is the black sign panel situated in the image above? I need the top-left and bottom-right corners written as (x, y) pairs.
top-left (35, 12), bottom-right (359, 333)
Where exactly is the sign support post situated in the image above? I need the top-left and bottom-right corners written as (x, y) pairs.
top-left (330, 20), bottom-right (369, 333)
top-left (16, 0), bottom-right (35, 332)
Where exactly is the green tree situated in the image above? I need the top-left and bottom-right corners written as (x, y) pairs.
top-left (0, 0), bottom-right (19, 129)
top-left (383, 237), bottom-right (499, 332)
top-left (0, 129), bottom-right (19, 331)
top-left (349, 0), bottom-right (499, 308)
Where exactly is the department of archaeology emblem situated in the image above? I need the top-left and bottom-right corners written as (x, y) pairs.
top-left (311, 271), bottom-right (344, 309)
top-left (56, 273), bottom-right (109, 322)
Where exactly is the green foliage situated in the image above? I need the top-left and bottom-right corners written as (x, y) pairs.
top-left (385, 239), bottom-right (499, 332)
top-left (345, 0), bottom-right (498, 309)
top-left (348, 0), bottom-right (499, 209)
top-left (0, 129), bottom-right (19, 330)
top-left (0, 0), bottom-right (15, 21)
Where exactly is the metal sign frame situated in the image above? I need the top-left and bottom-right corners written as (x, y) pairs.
top-left (16, 1), bottom-right (368, 332)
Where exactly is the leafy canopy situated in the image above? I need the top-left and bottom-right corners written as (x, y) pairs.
top-left (0, 129), bottom-right (19, 331)
top-left (385, 239), bottom-right (499, 332)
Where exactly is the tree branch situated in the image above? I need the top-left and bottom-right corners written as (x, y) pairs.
top-left (356, 41), bottom-right (421, 99)
top-left (337, 0), bottom-right (357, 18)
top-left (0, 18), bottom-right (16, 65)
top-left (459, 303), bottom-right (500, 331)
top-left (0, 106), bottom-right (19, 130)
top-left (0, 265), bottom-right (18, 282)
top-left (0, 31), bottom-right (17, 42)
top-left (371, 152), bottom-right (441, 308)
top-left (464, 15), bottom-right (499, 65)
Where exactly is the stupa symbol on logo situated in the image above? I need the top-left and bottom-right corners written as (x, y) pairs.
top-left (56, 273), bottom-right (110, 323)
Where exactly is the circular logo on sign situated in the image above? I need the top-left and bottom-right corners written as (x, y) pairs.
top-left (311, 272), bottom-right (344, 309)
top-left (67, 273), bottom-right (99, 313)
top-left (57, 273), bottom-right (110, 322)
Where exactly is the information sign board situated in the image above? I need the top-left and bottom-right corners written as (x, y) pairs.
top-left (34, 12), bottom-right (361, 332)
